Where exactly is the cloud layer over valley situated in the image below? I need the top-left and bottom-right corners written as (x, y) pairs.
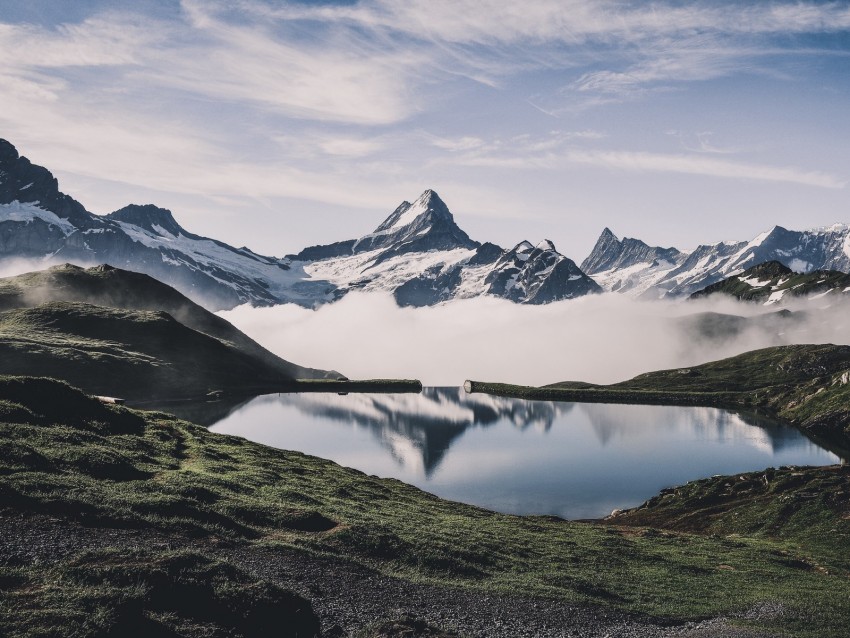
top-left (220, 293), bottom-right (850, 386)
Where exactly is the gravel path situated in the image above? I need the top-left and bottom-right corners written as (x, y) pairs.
top-left (0, 510), bottom-right (781, 638)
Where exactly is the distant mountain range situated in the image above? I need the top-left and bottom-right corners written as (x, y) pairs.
top-left (583, 225), bottom-right (850, 299)
top-left (1, 138), bottom-right (848, 310)
top-left (290, 189), bottom-right (600, 307)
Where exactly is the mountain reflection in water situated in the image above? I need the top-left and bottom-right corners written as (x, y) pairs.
top-left (239, 388), bottom-right (570, 476)
top-left (201, 388), bottom-right (840, 519)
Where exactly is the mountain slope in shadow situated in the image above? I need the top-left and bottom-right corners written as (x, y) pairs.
top-left (0, 264), bottom-right (341, 400)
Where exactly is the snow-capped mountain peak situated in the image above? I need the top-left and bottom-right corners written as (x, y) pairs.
top-left (580, 228), bottom-right (684, 297)
top-left (483, 238), bottom-right (601, 304)
top-left (0, 139), bottom-right (314, 310)
top-left (583, 223), bottom-right (850, 299)
top-left (296, 192), bottom-right (602, 307)
top-left (746, 226), bottom-right (778, 250)
top-left (373, 189), bottom-right (450, 234)
top-left (352, 189), bottom-right (478, 257)
top-left (0, 139), bottom-right (93, 229)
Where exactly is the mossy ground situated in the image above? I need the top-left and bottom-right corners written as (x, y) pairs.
top-left (2, 548), bottom-right (320, 638)
top-left (356, 616), bottom-right (462, 637)
top-left (2, 377), bottom-right (850, 636)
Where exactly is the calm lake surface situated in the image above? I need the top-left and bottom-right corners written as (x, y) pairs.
top-left (201, 388), bottom-right (841, 519)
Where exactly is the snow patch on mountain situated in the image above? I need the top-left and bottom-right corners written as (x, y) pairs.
top-left (765, 289), bottom-right (786, 305)
top-left (303, 246), bottom-right (477, 296)
top-left (585, 224), bottom-right (850, 298)
top-left (108, 218), bottom-right (316, 297)
top-left (1, 200), bottom-right (76, 235)
top-left (385, 197), bottom-right (429, 231)
top-left (455, 266), bottom-right (493, 294)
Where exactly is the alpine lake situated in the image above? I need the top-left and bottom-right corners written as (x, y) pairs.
top-left (139, 387), bottom-right (844, 520)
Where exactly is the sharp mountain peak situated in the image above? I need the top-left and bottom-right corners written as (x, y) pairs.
top-left (373, 189), bottom-right (453, 234)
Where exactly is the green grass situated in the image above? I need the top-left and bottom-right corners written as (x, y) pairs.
top-left (1, 549), bottom-right (320, 638)
top-left (612, 465), bottom-right (850, 565)
top-left (0, 262), bottom-right (299, 372)
top-left (0, 275), bottom-right (418, 400)
top-left (0, 301), bottom-right (302, 400)
top-left (2, 377), bottom-right (850, 636)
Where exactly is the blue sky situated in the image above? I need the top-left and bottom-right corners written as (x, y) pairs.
top-left (1, 0), bottom-right (849, 260)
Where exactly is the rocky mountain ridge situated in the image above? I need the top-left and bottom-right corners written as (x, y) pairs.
top-left (583, 224), bottom-right (850, 298)
top-left (0, 140), bottom-right (308, 310)
top-left (689, 260), bottom-right (850, 304)
top-left (2, 138), bottom-right (847, 311)
top-left (0, 140), bottom-right (598, 310)
top-left (300, 189), bottom-right (601, 307)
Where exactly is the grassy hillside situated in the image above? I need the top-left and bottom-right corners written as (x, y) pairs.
top-left (0, 301), bottom-right (334, 400)
top-left (610, 465), bottom-right (850, 567)
top-left (3, 546), bottom-right (321, 638)
top-left (0, 263), bottom-right (368, 400)
top-left (466, 344), bottom-right (850, 446)
top-left (2, 377), bottom-right (850, 637)
top-left (0, 263), bottom-right (338, 380)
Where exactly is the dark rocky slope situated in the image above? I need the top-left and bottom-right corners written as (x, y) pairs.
top-left (690, 261), bottom-right (850, 303)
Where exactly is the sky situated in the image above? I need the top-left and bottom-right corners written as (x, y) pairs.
top-left (1, 0), bottom-right (849, 262)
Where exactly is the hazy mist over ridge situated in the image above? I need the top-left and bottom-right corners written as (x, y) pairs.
top-left (220, 293), bottom-right (850, 387)
top-left (0, 258), bottom-right (98, 281)
top-left (4, 255), bottom-right (847, 387)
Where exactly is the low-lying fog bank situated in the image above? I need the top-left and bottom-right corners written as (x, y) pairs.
top-left (219, 292), bottom-right (850, 387)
